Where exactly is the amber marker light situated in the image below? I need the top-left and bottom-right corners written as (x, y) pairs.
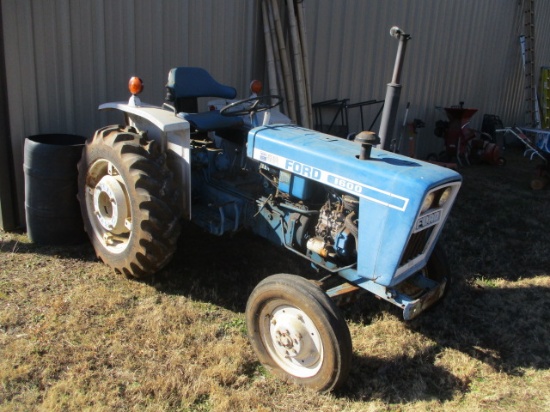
top-left (128, 76), bottom-right (144, 95)
top-left (250, 80), bottom-right (263, 94)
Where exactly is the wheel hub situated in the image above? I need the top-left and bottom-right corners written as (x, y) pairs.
top-left (93, 175), bottom-right (129, 234)
top-left (269, 306), bottom-right (321, 370)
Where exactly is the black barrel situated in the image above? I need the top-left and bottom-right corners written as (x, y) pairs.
top-left (24, 134), bottom-right (88, 244)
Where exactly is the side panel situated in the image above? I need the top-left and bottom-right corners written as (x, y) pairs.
top-left (166, 130), bottom-right (191, 220)
top-left (356, 181), bottom-right (460, 286)
top-left (356, 195), bottom-right (406, 283)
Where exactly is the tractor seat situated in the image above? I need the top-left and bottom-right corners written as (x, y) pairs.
top-left (178, 111), bottom-right (243, 132)
top-left (166, 66), bottom-right (243, 132)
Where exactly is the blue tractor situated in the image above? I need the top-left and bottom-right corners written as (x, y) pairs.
top-left (77, 28), bottom-right (461, 391)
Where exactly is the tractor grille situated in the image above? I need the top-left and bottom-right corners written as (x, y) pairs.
top-left (400, 226), bottom-right (434, 266)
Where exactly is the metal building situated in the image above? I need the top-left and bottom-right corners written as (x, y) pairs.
top-left (1, 0), bottom-right (550, 229)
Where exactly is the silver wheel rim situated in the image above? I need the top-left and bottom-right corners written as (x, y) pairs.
top-left (260, 303), bottom-right (323, 378)
top-left (85, 159), bottom-right (132, 253)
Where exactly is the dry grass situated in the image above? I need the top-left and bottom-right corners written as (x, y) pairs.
top-left (1, 147), bottom-right (550, 411)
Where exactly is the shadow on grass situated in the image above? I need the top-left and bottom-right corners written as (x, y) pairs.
top-left (339, 278), bottom-right (550, 403)
top-left (341, 346), bottom-right (469, 403)
top-left (151, 222), bottom-right (550, 403)
top-left (2, 224), bottom-right (546, 404)
top-left (441, 149), bottom-right (550, 281)
top-left (153, 222), bottom-right (312, 312)
top-left (5, 219), bottom-right (547, 404)
top-left (0, 231), bottom-right (97, 262)
top-left (408, 279), bottom-right (550, 372)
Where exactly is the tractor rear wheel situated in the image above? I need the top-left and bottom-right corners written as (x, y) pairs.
top-left (78, 125), bottom-right (180, 278)
top-left (246, 274), bottom-right (352, 391)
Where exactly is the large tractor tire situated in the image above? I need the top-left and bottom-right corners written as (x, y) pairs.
top-left (78, 125), bottom-right (180, 279)
top-left (246, 274), bottom-right (352, 391)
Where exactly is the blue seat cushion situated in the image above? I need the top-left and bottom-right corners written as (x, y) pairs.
top-left (167, 67), bottom-right (237, 99)
top-left (180, 110), bottom-right (244, 132)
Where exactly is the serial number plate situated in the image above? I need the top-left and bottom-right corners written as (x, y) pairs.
top-left (414, 210), bottom-right (441, 232)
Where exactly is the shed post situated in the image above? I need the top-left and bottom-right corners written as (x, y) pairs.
top-left (0, 3), bottom-right (18, 231)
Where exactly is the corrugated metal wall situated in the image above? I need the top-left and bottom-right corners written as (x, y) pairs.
top-left (305, 0), bottom-right (550, 156)
top-left (3, 0), bottom-right (550, 226)
top-left (1, 0), bottom-right (263, 224)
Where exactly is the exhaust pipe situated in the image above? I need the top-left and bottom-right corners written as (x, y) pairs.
top-left (378, 27), bottom-right (411, 151)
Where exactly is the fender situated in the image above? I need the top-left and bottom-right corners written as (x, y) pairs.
top-left (98, 101), bottom-right (192, 219)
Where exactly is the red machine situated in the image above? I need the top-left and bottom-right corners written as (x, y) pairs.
top-left (431, 104), bottom-right (504, 166)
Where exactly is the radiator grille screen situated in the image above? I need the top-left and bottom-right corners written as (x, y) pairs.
top-left (400, 226), bottom-right (434, 266)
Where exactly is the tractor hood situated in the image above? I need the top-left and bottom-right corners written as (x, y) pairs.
top-left (247, 124), bottom-right (461, 202)
top-left (247, 124), bottom-right (462, 286)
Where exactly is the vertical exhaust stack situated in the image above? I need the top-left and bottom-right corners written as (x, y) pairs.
top-left (378, 27), bottom-right (411, 151)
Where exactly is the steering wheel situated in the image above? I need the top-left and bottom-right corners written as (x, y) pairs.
top-left (220, 95), bottom-right (283, 117)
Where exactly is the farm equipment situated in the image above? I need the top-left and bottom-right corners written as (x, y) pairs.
top-left (496, 126), bottom-right (550, 189)
top-left (430, 104), bottom-right (505, 166)
top-left (77, 28), bottom-right (462, 391)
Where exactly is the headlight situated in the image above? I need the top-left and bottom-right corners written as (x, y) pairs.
top-left (438, 187), bottom-right (452, 207)
top-left (420, 192), bottom-right (434, 213)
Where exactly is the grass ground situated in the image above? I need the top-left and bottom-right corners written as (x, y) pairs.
top-left (1, 147), bottom-right (549, 411)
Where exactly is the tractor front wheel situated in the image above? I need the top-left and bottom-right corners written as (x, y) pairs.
top-left (425, 244), bottom-right (452, 295)
top-left (78, 125), bottom-right (180, 278)
top-left (246, 274), bottom-right (352, 391)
